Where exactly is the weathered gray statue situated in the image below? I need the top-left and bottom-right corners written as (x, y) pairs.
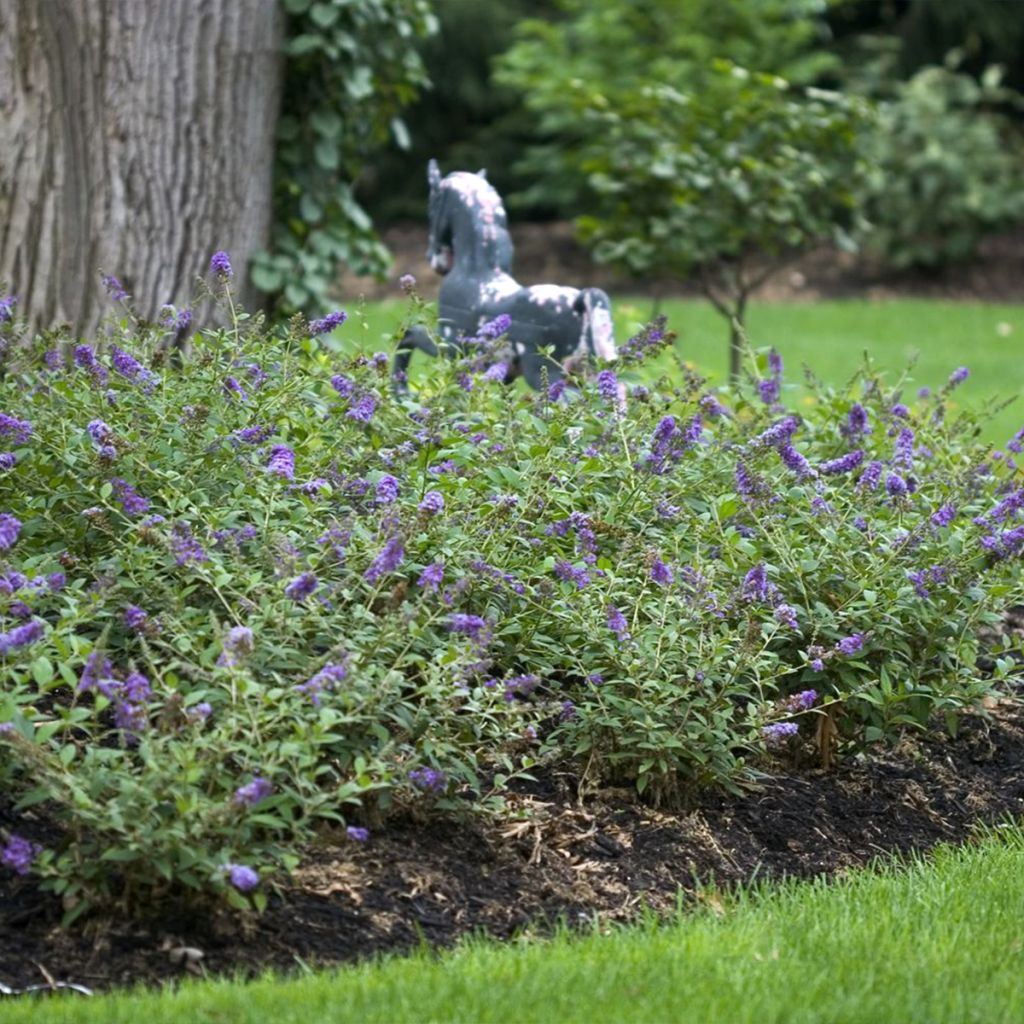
top-left (393, 160), bottom-right (617, 392)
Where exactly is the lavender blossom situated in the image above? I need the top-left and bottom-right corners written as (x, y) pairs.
top-left (209, 250), bottom-right (233, 278)
top-left (124, 605), bottom-right (149, 633)
top-left (763, 722), bottom-right (799, 748)
top-left (448, 613), bottom-right (489, 637)
top-left (742, 564), bottom-right (779, 605)
top-left (1, 834), bottom-right (38, 876)
top-left (418, 561), bottom-right (444, 592)
top-left (399, 273), bottom-right (417, 293)
top-left (267, 445), bottom-right (296, 481)
top-left (554, 560), bottom-right (590, 589)
top-left (836, 633), bottom-right (864, 656)
top-left (0, 619), bottom-right (44, 655)
top-left (408, 767), bottom-right (447, 792)
top-left (894, 427), bottom-right (915, 468)
top-left (112, 478), bottom-right (150, 517)
top-left (650, 558), bottom-right (674, 586)
top-left (364, 536), bottom-right (404, 582)
top-left (346, 394), bottom-right (376, 424)
top-left (0, 453), bottom-right (17, 471)
top-left (418, 491), bottom-right (445, 515)
top-left (548, 378), bottom-right (567, 401)
top-left (295, 662), bottom-right (347, 705)
top-left (284, 572), bottom-right (318, 601)
top-left (226, 864), bottom-right (258, 892)
top-left (233, 777), bottom-right (273, 808)
top-left (885, 473), bottom-right (908, 498)
top-left (219, 625), bottom-right (254, 666)
top-left (858, 461), bottom-right (883, 491)
top-left (102, 275), bottom-right (129, 301)
top-left (948, 366), bottom-right (969, 388)
top-left (0, 295), bottom-right (17, 323)
top-left (845, 403), bottom-right (869, 437)
top-left (170, 522), bottom-right (207, 565)
top-left (751, 416), bottom-right (799, 449)
top-left (479, 314), bottom-right (512, 339)
top-left (0, 513), bottom-right (20, 550)
top-left (0, 413), bottom-right (32, 444)
top-left (779, 443), bottom-right (815, 480)
top-left (375, 474), bottom-right (400, 505)
top-left (931, 504), bottom-right (957, 528)
top-left (596, 369), bottom-right (619, 402)
top-left (818, 450), bottom-right (864, 476)
top-left (774, 604), bottom-right (799, 629)
top-left (347, 825), bottom-right (370, 842)
top-left (607, 604), bottom-right (630, 641)
top-left (309, 310), bottom-right (348, 336)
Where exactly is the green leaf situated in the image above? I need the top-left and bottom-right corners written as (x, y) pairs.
top-left (314, 139), bottom-right (340, 171)
top-left (32, 657), bottom-right (54, 686)
top-left (309, 3), bottom-right (340, 29)
top-left (250, 264), bottom-right (283, 293)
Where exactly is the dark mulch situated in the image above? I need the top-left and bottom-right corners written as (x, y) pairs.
top-left (3, 694), bottom-right (1024, 996)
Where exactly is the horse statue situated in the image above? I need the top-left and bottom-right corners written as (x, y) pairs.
top-left (393, 160), bottom-right (617, 393)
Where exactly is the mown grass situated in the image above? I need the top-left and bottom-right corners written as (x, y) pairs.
top-left (341, 296), bottom-right (1024, 444)
top-left (14, 825), bottom-right (1024, 1024)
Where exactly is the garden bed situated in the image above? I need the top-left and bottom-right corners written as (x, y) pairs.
top-left (3, 695), bottom-right (1023, 995)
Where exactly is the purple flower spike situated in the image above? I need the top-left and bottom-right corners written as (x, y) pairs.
top-left (285, 572), bottom-right (318, 601)
top-left (365, 536), bottom-right (405, 582)
top-left (1, 834), bottom-right (39, 876)
top-left (836, 633), bottom-right (864, 656)
top-left (346, 826), bottom-right (370, 842)
top-left (226, 864), bottom-right (258, 892)
top-left (418, 491), bottom-right (444, 515)
top-left (210, 251), bottom-right (233, 279)
top-left (309, 310), bottom-right (348, 337)
top-left (233, 777), bottom-right (273, 808)
top-left (268, 445), bottom-right (296, 481)
top-left (948, 366), bottom-right (969, 388)
top-left (763, 722), bottom-right (799, 749)
top-left (0, 513), bottom-right (21, 551)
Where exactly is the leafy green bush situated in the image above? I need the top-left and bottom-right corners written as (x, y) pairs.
top-left (253, 0), bottom-right (437, 315)
top-left (855, 62), bottom-right (1024, 269)
top-left (0, 271), bottom-right (1021, 919)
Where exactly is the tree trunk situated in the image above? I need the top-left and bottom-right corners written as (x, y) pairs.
top-left (728, 295), bottom-right (748, 384)
top-left (0, 0), bottom-right (284, 338)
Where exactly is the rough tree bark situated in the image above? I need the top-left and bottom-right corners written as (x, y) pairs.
top-left (0, 0), bottom-right (284, 338)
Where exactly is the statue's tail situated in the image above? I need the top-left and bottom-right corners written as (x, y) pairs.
top-left (392, 325), bottom-right (439, 395)
top-left (573, 288), bottom-right (617, 363)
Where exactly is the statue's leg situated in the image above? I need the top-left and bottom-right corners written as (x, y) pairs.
top-left (392, 325), bottom-right (438, 395)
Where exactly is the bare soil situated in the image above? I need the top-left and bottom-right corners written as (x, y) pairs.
top-left (339, 221), bottom-right (1024, 305)
top-left (3, 693), bottom-right (1024, 996)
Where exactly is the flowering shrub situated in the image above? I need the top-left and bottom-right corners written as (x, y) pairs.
top-left (0, 270), bottom-right (1021, 920)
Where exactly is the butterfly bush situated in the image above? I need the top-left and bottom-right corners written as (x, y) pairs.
top-left (0, 281), bottom-right (1021, 921)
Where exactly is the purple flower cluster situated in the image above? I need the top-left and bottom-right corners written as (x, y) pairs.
top-left (596, 369), bottom-right (619, 402)
top-left (158, 305), bottom-right (192, 331)
top-left (0, 513), bottom-right (21, 551)
top-left (219, 625), bottom-right (254, 666)
top-left (209, 250), bottom-right (233, 278)
top-left (74, 345), bottom-right (109, 385)
top-left (619, 315), bottom-right (671, 364)
top-left (0, 413), bottom-right (32, 444)
top-left (296, 662), bottom-right (347, 705)
top-left (478, 314), bottom-right (512, 340)
top-left (268, 445), bottom-right (296, 481)
top-left (931, 503), bottom-right (957, 528)
top-left (948, 366), bottom-right (969, 388)
top-left (763, 721), bottom-right (799, 748)
top-left (309, 310), bottom-right (348, 337)
top-left (894, 427), bottom-right (915, 468)
top-left (742, 564), bottom-right (779, 605)
top-left (111, 346), bottom-right (160, 392)
top-left (418, 561), bottom-right (444, 592)
top-left (408, 767), bottom-right (447, 792)
top-left (365, 536), bottom-right (405, 582)
top-left (346, 394), bottom-right (377, 424)
top-left (170, 521), bottom-right (207, 565)
top-left (751, 416), bottom-right (799, 450)
top-left (1, 834), bottom-right (39, 875)
top-left (375, 474), bottom-right (400, 504)
top-left (779, 442), bottom-right (815, 480)
top-left (418, 491), bottom-right (445, 515)
top-left (112, 478), bottom-right (149, 517)
top-left (124, 605), bottom-right (150, 634)
top-left (226, 864), bottom-right (258, 892)
top-left (554, 560), bottom-right (591, 589)
top-left (835, 633), bottom-right (864, 656)
top-left (758, 349), bottom-right (783, 405)
top-left (102, 275), bottom-right (129, 302)
top-left (818, 450), bottom-right (864, 475)
top-left (0, 295), bottom-right (17, 323)
top-left (285, 572), bottom-right (318, 601)
top-left (234, 425), bottom-right (274, 446)
top-left (0, 619), bottom-right (44, 655)
top-left (234, 777), bottom-right (272, 808)
top-left (503, 674), bottom-right (540, 702)
top-left (845, 403), bottom-right (869, 438)
top-left (650, 558), bottom-right (674, 586)
top-left (774, 604), bottom-right (799, 629)
top-left (908, 564), bottom-right (948, 599)
top-left (607, 604), bottom-right (630, 642)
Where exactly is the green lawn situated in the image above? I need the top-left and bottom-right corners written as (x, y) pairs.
top-left (340, 297), bottom-right (1024, 444)
top-left (17, 825), bottom-right (1024, 1023)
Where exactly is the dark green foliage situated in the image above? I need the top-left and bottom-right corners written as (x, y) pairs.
top-left (253, 0), bottom-right (437, 315)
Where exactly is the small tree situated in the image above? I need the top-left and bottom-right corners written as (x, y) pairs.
top-left (569, 63), bottom-right (871, 381)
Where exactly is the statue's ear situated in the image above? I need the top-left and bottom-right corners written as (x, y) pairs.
top-left (476, 168), bottom-right (488, 179)
top-left (428, 159), bottom-right (442, 190)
